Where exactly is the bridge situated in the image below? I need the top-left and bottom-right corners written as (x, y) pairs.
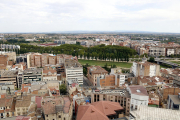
top-left (155, 58), bottom-right (179, 68)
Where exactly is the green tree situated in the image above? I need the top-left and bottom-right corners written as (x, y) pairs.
top-left (148, 57), bottom-right (155, 62)
top-left (59, 84), bottom-right (67, 95)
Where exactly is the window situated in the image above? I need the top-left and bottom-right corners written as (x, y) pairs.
top-left (46, 115), bottom-right (48, 117)
top-left (59, 115), bottom-right (61, 118)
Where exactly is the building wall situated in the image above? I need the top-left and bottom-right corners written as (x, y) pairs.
top-left (42, 54), bottom-right (49, 67)
top-left (15, 107), bottom-right (28, 116)
top-left (66, 68), bottom-right (83, 85)
top-left (49, 56), bottom-right (57, 65)
top-left (130, 94), bottom-right (149, 109)
top-left (43, 76), bottom-right (57, 81)
top-left (0, 55), bottom-right (8, 66)
top-left (163, 88), bottom-right (180, 101)
top-left (34, 55), bottom-right (41, 67)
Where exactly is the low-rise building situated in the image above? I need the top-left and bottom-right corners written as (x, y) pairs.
top-left (15, 95), bottom-right (31, 116)
top-left (41, 97), bottom-right (73, 120)
top-left (127, 85), bottom-right (149, 110)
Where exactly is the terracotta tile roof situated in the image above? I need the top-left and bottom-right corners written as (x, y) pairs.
top-left (91, 101), bottom-right (123, 116)
top-left (76, 104), bottom-right (109, 120)
top-left (128, 85), bottom-right (148, 96)
top-left (16, 95), bottom-right (31, 107)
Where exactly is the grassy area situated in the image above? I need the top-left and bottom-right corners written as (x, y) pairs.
top-left (168, 61), bottom-right (180, 65)
top-left (78, 59), bottom-right (133, 68)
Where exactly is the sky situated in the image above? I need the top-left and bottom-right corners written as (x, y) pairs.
top-left (0, 0), bottom-right (180, 33)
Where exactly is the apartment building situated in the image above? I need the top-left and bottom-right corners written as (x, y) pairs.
top-left (0, 97), bottom-right (15, 119)
top-left (148, 46), bottom-right (166, 57)
top-left (132, 61), bottom-right (160, 77)
top-left (97, 75), bottom-right (115, 88)
top-left (65, 59), bottom-right (83, 85)
top-left (49, 55), bottom-right (57, 65)
top-left (15, 95), bottom-right (31, 116)
top-left (41, 97), bottom-right (73, 120)
top-left (41, 53), bottom-right (49, 67)
top-left (87, 66), bottom-right (108, 86)
top-left (127, 85), bottom-right (149, 110)
top-left (20, 68), bottom-right (43, 86)
top-left (110, 68), bottom-right (126, 87)
top-left (91, 89), bottom-right (131, 115)
top-left (161, 68), bottom-right (180, 87)
top-left (0, 44), bottom-right (20, 50)
top-left (43, 70), bottom-right (57, 81)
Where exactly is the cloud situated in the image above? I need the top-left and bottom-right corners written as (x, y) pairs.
top-left (0, 0), bottom-right (180, 32)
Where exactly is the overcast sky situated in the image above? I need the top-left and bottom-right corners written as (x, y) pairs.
top-left (0, 0), bottom-right (180, 33)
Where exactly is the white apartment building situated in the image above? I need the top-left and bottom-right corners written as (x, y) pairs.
top-left (167, 48), bottom-right (175, 56)
top-left (0, 44), bottom-right (20, 50)
top-left (127, 85), bottom-right (149, 110)
top-left (65, 59), bottom-right (83, 85)
top-left (131, 61), bottom-right (160, 77)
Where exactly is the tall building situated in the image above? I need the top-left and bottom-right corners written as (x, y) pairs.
top-left (41, 53), bottom-right (49, 67)
top-left (65, 59), bottom-right (83, 85)
top-left (49, 55), bottom-right (57, 65)
top-left (132, 61), bottom-right (160, 77)
top-left (87, 66), bottom-right (108, 86)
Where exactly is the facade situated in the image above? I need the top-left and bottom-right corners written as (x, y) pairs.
top-left (65, 59), bottom-right (83, 85)
top-left (87, 66), bottom-right (108, 86)
top-left (42, 97), bottom-right (73, 120)
top-left (41, 53), bottom-right (49, 67)
top-left (127, 85), bottom-right (149, 110)
top-left (97, 75), bottom-right (115, 88)
top-left (132, 61), bottom-right (160, 77)
top-left (49, 55), bottom-right (57, 65)
top-left (148, 46), bottom-right (166, 57)
top-left (15, 95), bottom-right (31, 116)
top-left (91, 89), bottom-right (131, 115)
top-left (0, 44), bottom-right (20, 50)
top-left (43, 70), bottom-right (57, 81)
top-left (21, 68), bottom-right (43, 86)
top-left (0, 55), bottom-right (8, 66)
top-left (110, 68), bottom-right (125, 87)
top-left (0, 97), bottom-right (15, 119)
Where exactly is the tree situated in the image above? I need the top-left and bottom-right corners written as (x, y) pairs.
top-left (59, 84), bottom-right (67, 95)
top-left (148, 57), bottom-right (155, 63)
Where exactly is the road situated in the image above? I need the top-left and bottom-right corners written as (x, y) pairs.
top-left (83, 76), bottom-right (92, 86)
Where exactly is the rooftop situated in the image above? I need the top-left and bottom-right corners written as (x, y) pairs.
top-left (168, 95), bottom-right (180, 105)
top-left (65, 59), bottom-right (82, 68)
top-left (128, 85), bottom-right (148, 96)
top-left (88, 66), bottom-right (108, 74)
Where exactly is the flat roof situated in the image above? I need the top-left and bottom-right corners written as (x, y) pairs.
top-left (169, 95), bottom-right (180, 105)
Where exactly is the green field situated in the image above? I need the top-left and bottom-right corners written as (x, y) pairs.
top-left (78, 59), bottom-right (133, 68)
top-left (168, 61), bottom-right (180, 64)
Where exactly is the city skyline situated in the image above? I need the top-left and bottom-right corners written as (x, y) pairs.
top-left (1, 0), bottom-right (180, 33)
